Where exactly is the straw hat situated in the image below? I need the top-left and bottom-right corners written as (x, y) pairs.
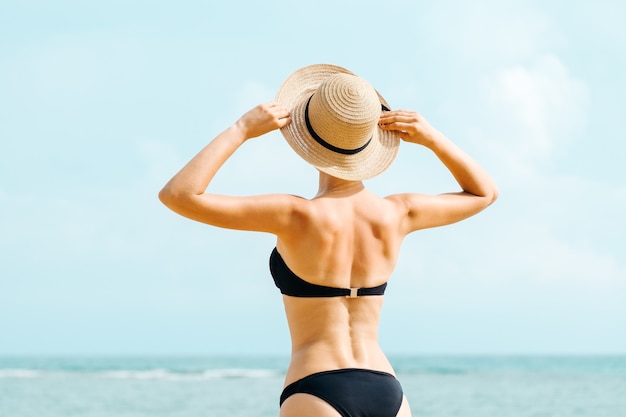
top-left (275, 64), bottom-right (400, 180)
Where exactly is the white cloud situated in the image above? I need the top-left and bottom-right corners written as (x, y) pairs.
top-left (476, 54), bottom-right (588, 179)
top-left (417, 1), bottom-right (587, 182)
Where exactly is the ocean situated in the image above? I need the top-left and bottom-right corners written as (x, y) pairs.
top-left (1, 355), bottom-right (624, 417)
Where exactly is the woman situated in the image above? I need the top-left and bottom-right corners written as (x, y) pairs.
top-left (159, 64), bottom-right (498, 417)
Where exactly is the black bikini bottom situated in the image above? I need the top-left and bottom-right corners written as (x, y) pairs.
top-left (279, 368), bottom-right (404, 417)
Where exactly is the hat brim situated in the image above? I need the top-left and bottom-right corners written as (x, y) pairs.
top-left (275, 64), bottom-right (399, 181)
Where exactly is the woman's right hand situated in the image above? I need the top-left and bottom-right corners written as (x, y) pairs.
top-left (235, 102), bottom-right (291, 140)
top-left (378, 110), bottom-right (440, 147)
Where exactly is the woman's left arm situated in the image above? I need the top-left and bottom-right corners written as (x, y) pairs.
top-left (379, 109), bottom-right (498, 233)
top-left (158, 102), bottom-right (296, 233)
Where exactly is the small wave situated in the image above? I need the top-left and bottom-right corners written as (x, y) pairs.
top-left (200, 368), bottom-right (279, 379)
top-left (0, 369), bottom-right (44, 379)
top-left (421, 367), bottom-right (466, 375)
top-left (99, 368), bottom-right (279, 381)
top-left (100, 369), bottom-right (177, 380)
top-left (0, 368), bottom-right (281, 381)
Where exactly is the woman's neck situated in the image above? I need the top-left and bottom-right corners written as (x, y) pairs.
top-left (315, 171), bottom-right (364, 197)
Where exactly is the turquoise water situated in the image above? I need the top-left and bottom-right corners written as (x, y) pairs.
top-left (1, 356), bottom-right (624, 416)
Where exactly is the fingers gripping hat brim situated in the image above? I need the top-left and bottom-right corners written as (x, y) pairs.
top-left (275, 64), bottom-right (400, 181)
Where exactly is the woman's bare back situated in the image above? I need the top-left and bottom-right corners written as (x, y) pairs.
top-left (277, 185), bottom-right (404, 289)
top-left (275, 182), bottom-right (406, 384)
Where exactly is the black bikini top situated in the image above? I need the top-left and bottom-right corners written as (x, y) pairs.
top-left (269, 248), bottom-right (387, 298)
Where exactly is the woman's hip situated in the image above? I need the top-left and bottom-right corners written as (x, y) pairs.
top-left (279, 368), bottom-right (404, 417)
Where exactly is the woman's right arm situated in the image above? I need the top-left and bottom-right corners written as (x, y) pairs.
top-left (379, 110), bottom-right (498, 234)
top-left (158, 102), bottom-right (299, 235)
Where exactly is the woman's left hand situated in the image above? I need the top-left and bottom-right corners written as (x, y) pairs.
top-left (235, 102), bottom-right (291, 140)
top-left (379, 109), bottom-right (439, 147)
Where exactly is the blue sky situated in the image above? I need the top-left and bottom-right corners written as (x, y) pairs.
top-left (1, 0), bottom-right (624, 356)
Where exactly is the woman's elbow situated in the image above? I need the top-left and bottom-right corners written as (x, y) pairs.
top-left (158, 186), bottom-right (180, 209)
top-left (158, 186), bottom-right (200, 218)
top-left (485, 185), bottom-right (499, 206)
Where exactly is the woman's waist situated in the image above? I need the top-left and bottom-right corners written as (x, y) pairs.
top-left (284, 341), bottom-right (394, 386)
